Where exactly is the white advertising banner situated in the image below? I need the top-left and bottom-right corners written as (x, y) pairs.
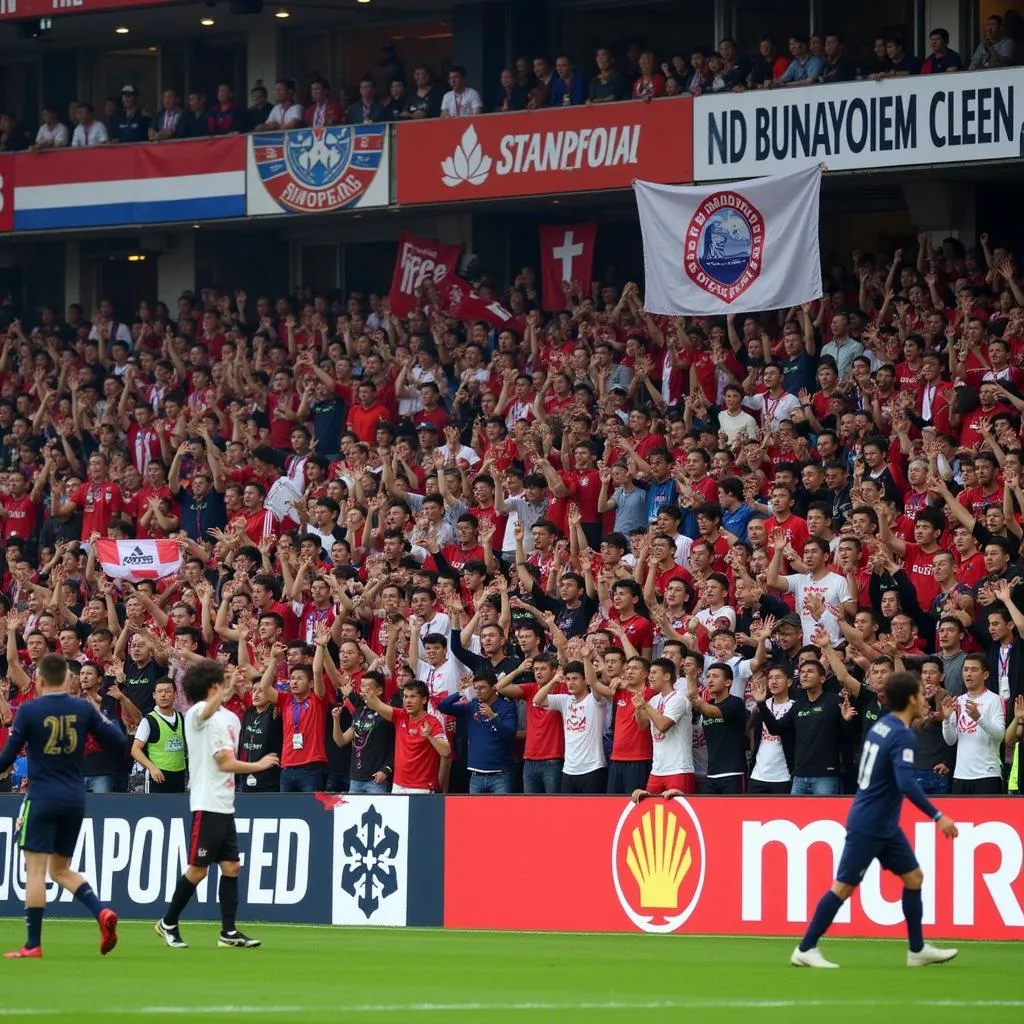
top-left (694, 67), bottom-right (1024, 180)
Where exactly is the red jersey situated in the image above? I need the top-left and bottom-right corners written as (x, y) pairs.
top-left (347, 403), bottom-right (390, 445)
top-left (610, 685), bottom-right (655, 762)
top-left (567, 469), bottom-right (601, 524)
top-left (71, 481), bottom-right (123, 540)
top-left (901, 542), bottom-right (942, 609)
top-left (127, 423), bottom-right (162, 474)
top-left (267, 390), bottom-right (301, 449)
top-left (296, 601), bottom-right (336, 645)
top-left (274, 681), bottom-right (334, 768)
top-left (607, 611), bottom-right (654, 653)
top-left (244, 507), bottom-right (279, 544)
top-left (518, 681), bottom-right (567, 761)
top-left (956, 485), bottom-right (1004, 519)
top-left (2, 494), bottom-right (35, 541)
top-left (956, 550), bottom-right (987, 589)
top-left (391, 707), bottom-right (445, 791)
top-left (763, 513), bottom-right (809, 572)
top-left (434, 543), bottom-right (485, 574)
top-left (265, 600), bottom-right (299, 643)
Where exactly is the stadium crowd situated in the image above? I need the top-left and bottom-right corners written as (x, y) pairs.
top-left (1, 9), bottom-right (1021, 152)
top-left (0, 223), bottom-right (1023, 799)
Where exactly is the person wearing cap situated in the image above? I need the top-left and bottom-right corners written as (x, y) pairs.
top-left (110, 85), bottom-right (150, 144)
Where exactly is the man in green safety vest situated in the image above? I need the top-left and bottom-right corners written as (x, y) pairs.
top-left (131, 679), bottom-right (188, 793)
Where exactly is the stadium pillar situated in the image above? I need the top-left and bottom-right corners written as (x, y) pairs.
top-left (901, 180), bottom-right (976, 247)
top-left (246, 24), bottom-right (281, 96)
top-left (64, 241), bottom-right (83, 315)
top-left (922, 0), bottom-right (967, 53)
top-left (158, 232), bottom-right (196, 310)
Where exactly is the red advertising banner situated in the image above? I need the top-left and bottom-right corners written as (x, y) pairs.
top-left (395, 97), bottom-right (693, 206)
top-left (0, 0), bottom-right (178, 19)
top-left (444, 797), bottom-right (1024, 940)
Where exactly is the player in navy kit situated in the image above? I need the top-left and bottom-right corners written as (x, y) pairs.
top-left (0, 654), bottom-right (126, 958)
top-left (792, 671), bottom-right (960, 969)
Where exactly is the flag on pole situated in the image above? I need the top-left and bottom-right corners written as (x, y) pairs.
top-left (95, 538), bottom-right (182, 582)
top-left (633, 165), bottom-right (822, 316)
top-left (439, 272), bottom-right (513, 329)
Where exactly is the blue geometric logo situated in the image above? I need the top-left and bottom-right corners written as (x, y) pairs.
top-left (339, 802), bottom-right (400, 919)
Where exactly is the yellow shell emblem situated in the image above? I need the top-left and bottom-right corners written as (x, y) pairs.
top-left (624, 802), bottom-right (693, 909)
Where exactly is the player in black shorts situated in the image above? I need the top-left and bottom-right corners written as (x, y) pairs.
top-left (791, 671), bottom-right (960, 969)
top-left (0, 653), bottom-right (126, 958)
top-left (155, 660), bottom-right (278, 949)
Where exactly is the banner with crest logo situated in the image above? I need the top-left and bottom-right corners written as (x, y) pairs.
top-left (634, 165), bottom-right (822, 316)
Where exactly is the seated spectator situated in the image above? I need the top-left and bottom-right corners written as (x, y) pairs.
top-left (632, 50), bottom-right (666, 99)
top-left (179, 90), bottom-right (214, 138)
top-left (530, 56), bottom-right (554, 107)
top-left (920, 27), bottom-right (963, 73)
top-left (874, 36), bottom-right (921, 77)
top-left (664, 76), bottom-right (682, 96)
top-left (820, 33), bottom-right (858, 83)
top-left (970, 13), bottom-right (1016, 68)
top-left (403, 66), bottom-right (442, 119)
top-left (111, 85), bottom-right (150, 144)
top-left (496, 68), bottom-right (528, 112)
top-left (149, 89), bottom-right (184, 141)
top-left (71, 103), bottom-right (108, 147)
top-left (771, 34), bottom-right (825, 87)
top-left (548, 56), bottom-right (585, 106)
top-left (749, 36), bottom-right (790, 86)
top-left (253, 79), bottom-right (303, 131)
top-left (0, 112), bottom-right (29, 152)
top-left (683, 50), bottom-right (711, 95)
top-left (102, 96), bottom-right (120, 138)
top-left (30, 105), bottom-right (69, 150)
top-left (346, 77), bottom-right (387, 124)
top-left (866, 36), bottom-right (891, 76)
top-left (209, 84), bottom-right (247, 135)
top-left (305, 78), bottom-right (344, 128)
top-left (440, 66), bottom-right (484, 118)
top-left (589, 47), bottom-right (629, 104)
top-left (385, 79), bottom-right (410, 120)
top-left (248, 84), bottom-right (274, 126)
top-left (717, 37), bottom-right (751, 90)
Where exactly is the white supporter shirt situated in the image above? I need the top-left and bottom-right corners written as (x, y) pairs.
top-left (780, 571), bottom-right (851, 646)
top-left (741, 390), bottom-right (801, 431)
top-left (545, 692), bottom-right (607, 775)
top-left (717, 409), bottom-right (760, 445)
top-left (417, 612), bottom-right (452, 646)
top-left (694, 605), bottom-right (737, 632)
top-left (416, 656), bottom-right (461, 709)
top-left (72, 121), bottom-right (109, 146)
top-left (500, 493), bottom-right (547, 552)
top-left (185, 702), bottom-right (240, 814)
top-left (649, 690), bottom-right (693, 776)
top-left (441, 87), bottom-right (484, 117)
top-left (941, 690), bottom-right (1005, 780)
top-left (751, 698), bottom-right (793, 783)
top-left (703, 652), bottom-right (753, 703)
top-left (266, 102), bottom-right (303, 127)
top-left (36, 122), bottom-right (69, 147)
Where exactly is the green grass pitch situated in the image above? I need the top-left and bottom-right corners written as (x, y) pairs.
top-left (0, 921), bottom-right (1017, 1024)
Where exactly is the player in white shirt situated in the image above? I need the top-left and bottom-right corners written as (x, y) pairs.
top-left (440, 66), bottom-right (484, 117)
top-left (749, 667), bottom-right (795, 793)
top-left (631, 658), bottom-right (694, 795)
top-left (155, 661), bottom-right (278, 951)
top-left (534, 661), bottom-right (608, 793)
top-left (767, 536), bottom-right (855, 646)
top-left (939, 654), bottom-right (1006, 794)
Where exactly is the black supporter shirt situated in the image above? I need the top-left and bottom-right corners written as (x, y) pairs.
top-left (121, 658), bottom-right (165, 717)
top-left (701, 695), bottom-right (748, 777)
top-left (237, 705), bottom-right (283, 792)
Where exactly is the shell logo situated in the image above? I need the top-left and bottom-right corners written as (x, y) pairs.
top-left (611, 797), bottom-right (706, 933)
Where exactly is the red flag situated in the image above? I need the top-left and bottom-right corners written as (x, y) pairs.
top-left (539, 222), bottom-right (597, 311)
top-left (440, 272), bottom-right (513, 330)
top-left (388, 230), bottom-right (462, 319)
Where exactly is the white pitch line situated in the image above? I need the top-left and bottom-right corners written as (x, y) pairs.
top-left (0, 1000), bottom-right (1022, 1016)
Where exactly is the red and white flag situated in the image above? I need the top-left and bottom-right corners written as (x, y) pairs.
top-left (96, 538), bottom-right (182, 582)
top-left (539, 222), bottom-right (597, 311)
top-left (439, 273), bottom-right (513, 330)
top-left (388, 231), bottom-right (462, 319)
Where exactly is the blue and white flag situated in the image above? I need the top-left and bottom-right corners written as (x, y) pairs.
top-left (633, 164), bottom-right (822, 316)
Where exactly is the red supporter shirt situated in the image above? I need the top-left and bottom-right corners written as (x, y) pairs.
top-left (956, 486), bottom-right (1004, 519)
top-left (518, 682), bottom-right (567, 761)
top-left (347, 403), bottom-right (390, 445)
top-left (567, 469), bottom-right (601, 524)
top-left (71, 481), bottom-right (124, 539)
top-left (901, 542), bottom-right (942, 609)
top-left (274, 681), bottom-right (335, 768)
top-left (391, 707), bottom-right (445, 791)
top-left (267, 390), bottom-right (301, 448)
top-left (608, 612), bottom-right (654, 652)
top-left (610, 686), bottom-right (655, 762)
top-left (2, 495), bottom-right (35, 541)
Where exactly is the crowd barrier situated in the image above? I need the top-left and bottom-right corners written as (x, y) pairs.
top-left (0, 794), bottom-right (1020, 939)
